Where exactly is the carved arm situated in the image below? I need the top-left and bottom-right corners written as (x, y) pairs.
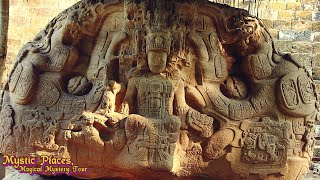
top-left (121, 77), bottom-right (137, 115)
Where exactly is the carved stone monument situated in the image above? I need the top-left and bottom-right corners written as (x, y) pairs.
top-left (0, 0), bottom-right (319, 179)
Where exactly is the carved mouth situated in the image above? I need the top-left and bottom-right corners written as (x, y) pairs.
top-left (93, 120), bottom-right (115, 141)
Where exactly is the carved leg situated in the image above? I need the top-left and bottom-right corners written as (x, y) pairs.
top-left (204, 129), bottom-right (234, 159)
top-left (125, 115), bottom-right (149, 161)
top-left (125, 114), bottom-right (148, 141)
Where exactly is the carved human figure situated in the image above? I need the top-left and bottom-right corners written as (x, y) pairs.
top-left (120, 32), bottom-right (182, 171)
top-left (101, 80), bottom-right (125, 114)
top-left (120, 30), bottom-right (214, 171)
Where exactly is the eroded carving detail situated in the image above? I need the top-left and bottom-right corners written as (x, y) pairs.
top-left (0, 0), bottom-right (318, 179)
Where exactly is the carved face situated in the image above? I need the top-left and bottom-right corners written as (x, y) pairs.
top-left (147, 51), bottom-right (167, 74)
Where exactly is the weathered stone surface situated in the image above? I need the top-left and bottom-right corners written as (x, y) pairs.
top-left (313, 21), bottom-right (320, 32)
top-left (312, 42), bottom-right (320, 53)
top-left (313, 67), bottom-right (320, 80)
top-left (312, 12), bottom-right (320, 21)
top-left (279, 30), bottom-right (313, 41)
top-left (278, 10), bottom-right (294, 20)
top-left (0, 0), bottom-right (318, 180)
top-left (292, 20), bottom-right (312, 31)
top-left (274, 40), bottom-right (293, 53)
top-left (314, 80), bottom-right (320, 92)
top-left (286, 2), bottom-right (302, 10)
top-left (295, 10), bottom-right (312, 20)
top-left (258, 10), bottom-right (277, 20)
top-left (260, 18), bottom-right (272, 28)
top-left (292, 42), bottom-right (313, 53)
top-left (313, 32), bottom-right (320, 42)
top-left (270, 1), bottom-right (286, 10)
top-left (268, 28), bottom-right (279, 39)
top-left (273, 20), bottom-right (291, 30)
top-left (302, 4), bottom-right (316, 11)
top-left (291, 53), bottom-right (313, 70)
top-left (0, 0), bottom-right (9, 57)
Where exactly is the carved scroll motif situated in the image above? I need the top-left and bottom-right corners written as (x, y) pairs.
top-left (36, 79), bottom-right (60, 107)
top-left (48, 45), bottom-right (70, 71)
top-left (298, 74), bottom-right (315, 104)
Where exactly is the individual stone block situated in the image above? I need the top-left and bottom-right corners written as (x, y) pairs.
top-left (292, 20), bottom-right (312, 31)
top-left (312, 12), bottom-right (320, 21)
top-left (296, 10), bottom-right (312, 20)
top-left (302, 4), bottom-right (316, 11)
top-left (313, 21), bottom-right (320, 32)
top-left (261, 18), bottom-right (272, 28)
top-left (279, 30), bottom-right (312, 41)
top-left (270, 1), bottom-right (286, 10)
top-left (259, 9), bottom-right (278, 20)
top-left (274, 40), bottom-right (293, 53)
top-left (273, 20), bottom-right (291, 30)
top-left (292, 41), bottom-right (313, 53)
top-left (268, 29), bottom-right (279, 39)
top-left (313, 32), bottom-right (320, 42)
top-left (312, 43), bottom-right (320, 53)
top-left (278, 10), bottom-right (294, 20)
top-left (286, 2), bottom-right (302, 10)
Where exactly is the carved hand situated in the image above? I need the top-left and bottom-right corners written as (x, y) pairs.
top-left (121, 102), bottom-right (130, 115)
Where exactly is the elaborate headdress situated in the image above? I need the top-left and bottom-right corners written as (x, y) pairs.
top-left (145, 0), bottom-right (173, 53)
top-left (146, 33), bottom-right (171, 53)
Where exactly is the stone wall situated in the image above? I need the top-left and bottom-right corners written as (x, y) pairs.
top-left (1, 0), bottom-right (320, 87)
top-left (259, 0), bottom-right (320, 94)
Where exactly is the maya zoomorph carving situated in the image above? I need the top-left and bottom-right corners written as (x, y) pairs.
top-left (0, 0), bottom-right (319, 179)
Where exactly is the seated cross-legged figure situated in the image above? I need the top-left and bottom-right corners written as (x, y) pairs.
top-left (120, 31), bottom-right (182, 171)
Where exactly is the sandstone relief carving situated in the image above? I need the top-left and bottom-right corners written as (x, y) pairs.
top-left (0, 0), bottom-right (319, 179)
